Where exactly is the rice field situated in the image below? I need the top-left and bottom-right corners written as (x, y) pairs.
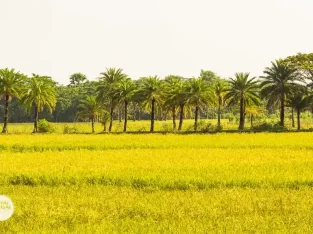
top-left (1, 132), bottom-right (313, 233)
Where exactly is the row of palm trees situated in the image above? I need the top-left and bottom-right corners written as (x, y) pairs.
top-left (0, 59), bottom-right (310, 133)
top-left (79, 59), bottom-right (310, 132)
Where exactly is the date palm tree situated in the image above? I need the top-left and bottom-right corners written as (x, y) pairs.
top-left (186, 77), bottom-right (212, 131)
top-left (114, 78), bottom-right (137, 132)
top-left (21, 74), bottom-right (56, 133)
top-left (225, 73), bottom-right (260, 130)
top-left (97, 68), bottom-right (127, 132)
top-left (137, 76), bottom-right (163, 132)
top-left (163, 75), bottom-right (185, 131)
top-left (287, 85), bottom-right (312, 130)
top-left (260, 60), bottom-right (299, 127)
top-left (0, 68), bottom-right (26, 133)
top-left (213, 78), bottom-right (228, 129)
top-left (78, 95), bottom-right (105, 133)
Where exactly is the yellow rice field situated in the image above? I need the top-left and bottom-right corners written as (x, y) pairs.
top-left (1, 132), bottom-right (313, 233)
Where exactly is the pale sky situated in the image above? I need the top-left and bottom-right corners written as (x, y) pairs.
top-left (0, 0), bottom-right (312, 85)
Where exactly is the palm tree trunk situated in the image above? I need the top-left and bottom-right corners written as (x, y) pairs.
top-left (33, 105), bottom-right (39, 133)
top-left (178, 104), bottom-right (184, 131)
top-left (239, 97), bottom-right (245, 130)
top-left (92, 117), bottom-right (95, 133)
top-left (297, 109), bottom-right (301, 130)
top-left (217, 97), bottom-right (221, 129)
top-left (109, 105), bottom-right (114, 132)
top-left (172, 106), bottom-right (176, 131)
top-left (250, 114), bottom-right (253, 128)
top-left (2, 95), bottom-right (9, 133)
top-left (291, 108), bottom-right (295, 128)
top-left (150, 99), bottom-right (155, 132)
top-left (194, 105), bottom-right (199, 131)
top-left (123, 101), bottom-right (128, 132)
top-left (280, 94), bottom-right (285, 127)
top-left (103, 120), bottom-right (107, 132)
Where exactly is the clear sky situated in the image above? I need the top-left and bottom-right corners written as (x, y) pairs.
top-left (0, 0), bottom-right (312, 85)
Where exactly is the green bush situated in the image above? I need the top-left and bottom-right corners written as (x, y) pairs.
top-left (38, 119), bottom-right (54, 133)
top-left (63, 124), bottom-right (79, 134)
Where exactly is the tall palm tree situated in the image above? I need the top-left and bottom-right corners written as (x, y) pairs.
top-left (0, 68), bottom-right (26, 133)
top-left (137, 76), bottom-right (163, 132)
top-left (287, 85), bottom-right (311, 130)
top-left (20, 74), bottom-right (56, 133)
top-left (186, 77), bottom-right (212, 131)
top-left (260, 60), bottom-right (299, 127)
top-left (97, 68), bottom-right (127, 132)
top-left (78, 95), bottom-right (105, 133)
top-left (114, 78), bottom-right (137, 132)
top-left (225, 73), bottom-right (260, 130)
top-left (213, 78), bottom-right (228, 129)
top-left (163, 75), bottom-right (185, 131)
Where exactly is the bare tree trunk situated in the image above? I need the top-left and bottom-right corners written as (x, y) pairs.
top-left (150, 99), bottom-right (155, 132)
top-left (280, 94), bottom-right (285, 127)
top-left (124, 101), bottom-right (128, 132)
top-left (291, 108), bottom-right (295, 128)
top-left (217, 97), bottom-right (221, 129)
top-left (2, 95), bottom-right (9, 133)
top-left (92, 117), bottom-right (95, 133)
top-left (172, 106), bottom-right (176, 131)
top-left (178, 104), bottom-right (184, 131)
top-left (109, 105), bottom-right (114, 132)
top-left (239, 97), bottom-right (245, 130)
top-left (194, 105), bottom-right (199, 131)
top-left (33, 105), bottom-right (38, 133)
top-left (297, 109), bottom-right (301, 130)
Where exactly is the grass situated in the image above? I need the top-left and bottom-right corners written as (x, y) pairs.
top-left (1, 133), bottom-right (313, 233)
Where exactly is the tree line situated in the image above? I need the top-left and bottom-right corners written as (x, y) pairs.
top-left (0, 52), bottom-right (312, 133)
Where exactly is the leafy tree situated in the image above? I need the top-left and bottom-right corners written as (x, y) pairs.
top-left (0, 68), bottom-right (26, 133)
top-left (69, 73), bottom-right (87, 86)
top-left (137, 76), bottom-right (163, 132)
top-left (284, 53), bottom-right (313, 81)
top-left (98, 68), bottom-right (127, 132)
top-left (78, 96), bottom-right (105, 133)
top-left (114, 78), bottom-right (137, 132)
top-left (225, 73), bottom-right (260, 130)
top-left (200, 70), bottom-right (219, 83)
top-left (260, 60), bottom-right (300, 127)
top-left (213, 78), bottom-right (228, 129)
top-left (21, 74), bottom-right (56, 133)
top-left (186, 77), bottom-right (212, 131)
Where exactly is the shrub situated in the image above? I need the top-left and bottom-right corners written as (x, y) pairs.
top-left (63, 124), bottom-right (79, 134)
top-left (37, 119), bottom-right (54, 133)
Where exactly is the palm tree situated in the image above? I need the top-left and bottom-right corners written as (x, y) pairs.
top-left (20, 74), bottom-right (56, 133)
top-left (186, 77), bottom-right (212, 131)
top-left (213, 78), bottom-right (228, 129)
top-left (78, 96), bottom-right (105, 133)
top-left (97, 68), bottom-right (127, 132)
top-left (69, 73), bottom-right (87, 86)
top-left (225, 73), bottom-right (260, 130)
top-left (137, 76), bottom-right (163, 132)
top-left (0, 68), bottom-right (26, 133)
top-left (163, 75), bottom-right (185, 131)
top-left (114, 78), bottom-right (137, 132)
top-left (287, 85), bottom-right (311, 130)
top-left (260, 60), bottom-right (299, 127)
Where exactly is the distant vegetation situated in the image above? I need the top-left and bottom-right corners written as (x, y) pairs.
top-left (0, 52), bottom-right (313, 133)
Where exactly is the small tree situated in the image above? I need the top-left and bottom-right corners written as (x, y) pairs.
top-left (78, 96), bottom-right (105, 133)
